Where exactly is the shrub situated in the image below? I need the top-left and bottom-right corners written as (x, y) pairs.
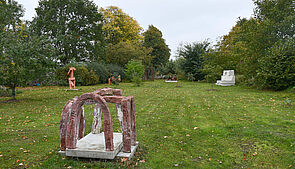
top-left (256, 39), bottom-right (295, 90)
top-left (87, 62), bottom-right (108, 83)
top-left (125, 60), bottom-right (145, 86)
top-left (106, 64), bottom-right (125, 79)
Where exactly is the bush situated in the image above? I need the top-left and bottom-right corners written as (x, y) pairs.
top-left (256, 39), bottom-right (295, 90)
top-left (125, 60), bottom-right (145, 86)
top-left (87, 62), bottom-right (109, 83)
top-left (106, 64), bottom-right (125, 79)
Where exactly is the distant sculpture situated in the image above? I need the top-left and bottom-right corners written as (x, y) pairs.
top-left (68, 67), bottom-right (76, 89)
top-left (110, 75), bottom-right (120, 85)
top-left (165, 74), bottom-right (177, 82)
top-left (173, 74), bottom-right (177, 81)
top-left (216, 70), bottom-right (235, 86)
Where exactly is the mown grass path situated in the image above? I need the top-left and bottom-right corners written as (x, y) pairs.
top-left (0, 81), bottom-right (294, 168)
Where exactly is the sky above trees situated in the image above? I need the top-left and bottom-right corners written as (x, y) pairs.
top-left (17, 0), bottom-right (254, 57)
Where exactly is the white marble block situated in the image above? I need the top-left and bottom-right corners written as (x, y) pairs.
top-left (216, 70), bottom-right (235, 86)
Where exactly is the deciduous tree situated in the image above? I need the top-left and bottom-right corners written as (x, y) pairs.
top-left (99, 6), bottom-right (143, 45)
top-left (106, 41), bottom-right (148, 67)
top-left (31, 0), bottom-right (104, 64)
top-left (143, 25), bottom-right (170, 69)
top-left (0, 26), bottom-right (56, 99)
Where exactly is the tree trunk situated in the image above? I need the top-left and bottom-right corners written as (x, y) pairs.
top-left (12, 86), bottom-right (16, 100)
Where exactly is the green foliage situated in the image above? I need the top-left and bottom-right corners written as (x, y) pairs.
top-left (143, 25), bottom-right (171, 69)
top-left (106, 42), bottom-right (148, 67)
top-left (125, 60), bottom-right (145, 86)
top-left (202, 50), bottom-right (223, 83)
top-left (256, 39), bottom-right (295, 90)
top-left (55, 65), bottom-right (98, 86)
top-left (87, 62), bottom-right (109, 83)
top-left (0, 24), bottom-right (56, 99)
top-left (0, 0), bottom-right (24, 32)
top-left (160, 60), bottom-right (176, 75)
top-left (105, 63), bottom-right (125, 79)
top-left (176, 41), bottom-right (210, 81)
top-left (31, 0), bottom-right (104, 64)
top-left (202, 0), bottom-right (295, 90)
top-left (99, 6), bottom-right (143, 45)
top-left (0, 86), bottom-right (11, 97)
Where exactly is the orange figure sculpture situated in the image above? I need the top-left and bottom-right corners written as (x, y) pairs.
top-left (68, 67), bottom-right (76, 89)
top-left (118, 75), bottom-right (121, 81)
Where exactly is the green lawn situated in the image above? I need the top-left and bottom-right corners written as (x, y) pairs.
top-left (0, 80), bottom-right (294, 168)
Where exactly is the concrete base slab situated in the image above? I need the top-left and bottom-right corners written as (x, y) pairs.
top-left (117, 142), bottom-right (139, 159)
top-left (65, 89), bottom-right (80, 91)
top-left (216, 80), bottom-right (235, 86)
top-left (165, 80), bottom-right (178, 83)
top-left (59, 151), bottom-right (66, 155)
top-left (65, 132), bottom-right (123, 159)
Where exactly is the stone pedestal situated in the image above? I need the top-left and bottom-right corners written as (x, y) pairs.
top-left (65, 132), bottom-right (123, 159)
top-left (165, 80), bottom-right (178, 83)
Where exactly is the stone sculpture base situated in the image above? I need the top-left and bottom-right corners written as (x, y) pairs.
top-left (216, 80), bottom-right (235, 86)
top-left (59, 133), bottom-right (138, 160)
top-left (117, 142), bottom-right (138, 159)
top-left (165, 80), bottom-right (178, 83)
top-left (65, 89), bottom-right (80, 91)
top-left (63, 132), bottom-right (123, 159)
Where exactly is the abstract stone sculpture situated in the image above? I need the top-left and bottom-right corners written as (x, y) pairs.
top-left (216, 70), bottom-right (235, 86)
top-left (165, 74), bottom-right (178, 83)
top-left (67, 67), bottom-right (76, 89)
top-left (60, 88), bottom-right (138, 159)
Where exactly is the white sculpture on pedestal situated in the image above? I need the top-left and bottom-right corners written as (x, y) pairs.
top-left (216, 70), bottom-right (235, 86)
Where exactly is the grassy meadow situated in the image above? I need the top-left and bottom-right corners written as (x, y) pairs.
top-left (0, 80), bottom-right (294, 168)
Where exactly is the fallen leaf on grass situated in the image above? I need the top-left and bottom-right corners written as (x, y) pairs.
top-left (186, 134), bottom-right (190, 137)
top-left (194, 127), bottom-right (199, 130)
top-left (164, 136), bottom-right (168, 138)
top-left (139, 160), bottom-right (145, 163)
top-left (19, 163), bottom-right (23, 166)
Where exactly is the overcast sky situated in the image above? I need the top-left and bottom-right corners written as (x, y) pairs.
top-left (17, 0), bottom-right (255, 58)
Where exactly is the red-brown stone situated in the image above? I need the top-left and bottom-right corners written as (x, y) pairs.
top-left (60, 88), bottom-right (136, 154)
top-left (121, 98), bottom-right (131, 153)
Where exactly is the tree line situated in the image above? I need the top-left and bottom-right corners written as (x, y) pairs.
top-left (1, 0), bottom-right (294, 100)
top-left (168, 0), bottom-right (295, 91)
top-left (0, 0), bottom-right (170, 99)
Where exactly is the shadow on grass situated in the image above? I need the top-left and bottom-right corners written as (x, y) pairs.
top-left (0, 99), bottom-right (24, 103)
